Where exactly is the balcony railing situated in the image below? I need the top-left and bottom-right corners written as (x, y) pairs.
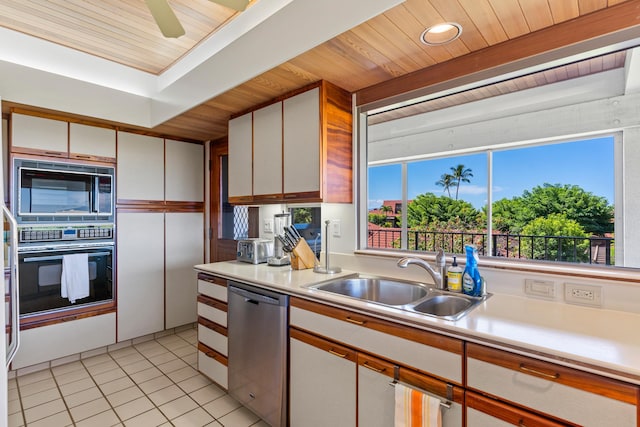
top-left (367, 228), bottom-right (614, 265)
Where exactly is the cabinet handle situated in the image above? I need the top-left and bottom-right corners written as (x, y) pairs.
top-left (345, 316), bottom-right (366, 325)
top-left (328, 348), bottom-right (348, 358)
top-left (362, 362), bottom-right (386, 373)
top-left (518, 419), bottom-right (526, 427)
top-left (519, 363), bottom-right (559, 380)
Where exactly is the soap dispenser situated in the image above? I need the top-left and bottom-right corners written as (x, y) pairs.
top-left (447, 256), bottom-right (463, 292)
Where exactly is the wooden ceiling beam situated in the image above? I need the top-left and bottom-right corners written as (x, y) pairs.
top-left (355, 0), bottom-right (640, 110)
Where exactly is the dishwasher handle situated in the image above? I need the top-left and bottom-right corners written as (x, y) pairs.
top-left (228, 285), bottom-right (284, 306)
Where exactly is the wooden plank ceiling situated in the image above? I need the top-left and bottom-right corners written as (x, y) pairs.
top-left (0, 0), bottom-right (630, 142)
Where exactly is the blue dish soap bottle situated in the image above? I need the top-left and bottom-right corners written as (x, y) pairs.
top-left (462, 245), bottom-right (482, 296)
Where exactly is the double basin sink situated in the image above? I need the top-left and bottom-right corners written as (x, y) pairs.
top-left (308, 276), bottom-right (489, 321)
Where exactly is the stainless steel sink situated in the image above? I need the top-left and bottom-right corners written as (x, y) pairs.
top-left (407, 290), bottom-right (486, 321)
top-left (308, 275), bottom-right (489, 321)
top-left (311, 277), bottom-right (428, 306)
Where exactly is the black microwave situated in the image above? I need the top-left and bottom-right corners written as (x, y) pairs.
top-left (13, 159), bottom-right (115, 224)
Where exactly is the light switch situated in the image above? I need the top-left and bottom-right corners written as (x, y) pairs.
top-left (332, 219), bottom-right (341, 237)
top-left (264, 219), bottom-right (273, 233)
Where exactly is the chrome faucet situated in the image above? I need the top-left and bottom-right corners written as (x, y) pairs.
top-left (397, 249), bottom-right (446, 289)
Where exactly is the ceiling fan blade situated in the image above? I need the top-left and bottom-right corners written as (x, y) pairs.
top-left (145, 0), bottom-right (185, 38)
top-left (210, 0), bottom-right (250, 12)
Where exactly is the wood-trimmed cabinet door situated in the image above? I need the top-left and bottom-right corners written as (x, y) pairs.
top-left (165, 212), bottom-right (204, 329)
top-left (252, 102), bottom-right (282, 201)
top-left (165, 139), bottom-right (204, 202)
top-left (69, 122), bottom-right (116, 163)
top-left (282, 87), bottom-right (320, 197)
top-left (116, 211), bottom-right (165, 341)
top-left (467, 343), bottom-right (639, 427)
top-left (116, 132), bottom-right (164, 202)
top-left (11, 113), bottom-right (68, 157)
top-left (227, 112), bottom-right (253, 202)
top-left (290, 328), bottom-right (356, 427)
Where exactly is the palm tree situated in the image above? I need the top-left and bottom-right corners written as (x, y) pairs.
top-left (435, 173), bottom-right (454, 198)
top-left (450, 164), bottom-right (473, 200)
top-left (380, 204), bottom-right (392, 214)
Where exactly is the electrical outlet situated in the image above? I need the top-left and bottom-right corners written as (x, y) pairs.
top-left (524, 279), bottom-right (555, 299)
top-left (564, 283), bottom-right (603, 307)
top-left (264, 219), bottom-right (273, 233)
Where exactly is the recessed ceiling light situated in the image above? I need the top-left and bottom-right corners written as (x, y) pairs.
top-left (420, 22), bottom-right (462, 46)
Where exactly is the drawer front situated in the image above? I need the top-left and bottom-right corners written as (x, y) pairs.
top-left (466, 392), bottom-right (566, 427)
top-left (290, 304), bottom-right (462, 384)
top-left (198, 324), bottom-right (227, 356)
top-left (198, 344), bottom-right (228, 390)
top-left (467, 344), bottom-right (638, 426)
top-left (197, 297), bottom-right (227, 327)
top-left (197, 276), bottom-right (227, 302)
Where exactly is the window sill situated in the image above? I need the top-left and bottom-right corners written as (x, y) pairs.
top-left (354, 249), bottom-right (640, 284)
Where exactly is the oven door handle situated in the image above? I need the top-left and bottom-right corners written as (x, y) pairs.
top-left (22, 251), bottom-right (112, 263)
top-left (3, 204), bottom-right (20, 367)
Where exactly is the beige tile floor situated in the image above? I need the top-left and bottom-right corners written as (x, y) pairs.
top-left (7, 328), bottom-right (269, 427)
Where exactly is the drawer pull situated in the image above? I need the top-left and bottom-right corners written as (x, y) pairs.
top-left (345, 316), bottom-right (366, 325)
top-left (519, 364), bottom-right (559, 380)
top-left (328, 348), bottom-right (348, 358)
top-left (518, 419), bottom-right (526, 427)
top-left (362, 362), bottom-right (385, 373)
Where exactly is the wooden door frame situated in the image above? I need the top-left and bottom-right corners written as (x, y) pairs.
top-left (210, 138), bottom-right (236, 261)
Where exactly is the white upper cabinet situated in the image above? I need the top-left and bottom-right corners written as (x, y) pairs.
top-left (228, 112), bottom-right (253, 201)
top-left (11, 113), bottom-right (116, 162)
top-left (11, 113), bottom-right (68, 156)
top-left (283, 87), bottom-right (320, 195)
top-left (227, 81), bottom-right (352, 204)
top-left (69, 123), bottom-right (116, 162)
top-left (117, 132), bottom-right (164, 201)
top-left (165, 139), bottom-right (204, 202)
top-left (252, 102), bottom-right (283, 198)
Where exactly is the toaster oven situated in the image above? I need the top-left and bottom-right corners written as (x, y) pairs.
top-left (237, 239), bottom-right (274, 264)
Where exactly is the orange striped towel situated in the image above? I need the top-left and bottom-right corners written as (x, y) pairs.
top-left (394, 383), bottom-right (442, 427)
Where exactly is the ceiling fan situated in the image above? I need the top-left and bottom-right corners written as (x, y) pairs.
top-left (145, 0), bottom-right (250, 38)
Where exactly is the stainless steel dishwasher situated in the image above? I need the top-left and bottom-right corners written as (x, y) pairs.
top-left (227, 281), bottom-right (289, 427)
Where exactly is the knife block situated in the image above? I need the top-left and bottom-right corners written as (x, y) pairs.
top-left (290, 239), bottom-right (318, 270)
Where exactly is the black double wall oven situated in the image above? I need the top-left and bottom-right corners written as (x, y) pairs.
top-left (12, 158), bottom-right (115, 320)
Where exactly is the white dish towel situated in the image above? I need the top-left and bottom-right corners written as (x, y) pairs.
top-left (61, 253), bottom-right (90, 303)
top-left (394, 383), bottom-right (442, 427)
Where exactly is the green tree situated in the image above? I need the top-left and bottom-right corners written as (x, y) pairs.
top-left (368, 213), bottom-right (389, 227)
top-left (520, 213), bottom-right (590, 262)
top-left (450, 164), bottom-right (473, 200)
top-left (407, 193), bottom-right (481, 229)
top-left (435, 173), bottom-right (454, 198)
top-left (492, 184), bottom-right (613, 235)
top-left (293, 208), bottom-right (312, 224)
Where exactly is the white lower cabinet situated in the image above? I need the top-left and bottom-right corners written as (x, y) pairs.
top-left (357, 354), bottom-right (395, 427)
top-left (467, 343), bottom-right (639, 427)
top-left (289, 297), bottom-right (464, 427)
top-left (165, 212), bottom-right (203, 329)
top-left (466, 391), bottom-right (565, 427)
top-left (290, 328), bottom-right (356, 427)
top-left (12, 313), bottom-right (116, 369)
top-left (117, 212), bottom-right (165, 341)
top-left (117, 211), bottom-right (203, 341)
top-left (196, 274), bottom-right (228, 390)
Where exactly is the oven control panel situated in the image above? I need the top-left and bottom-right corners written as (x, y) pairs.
top-left (18, 224), bottom-right (114, 244)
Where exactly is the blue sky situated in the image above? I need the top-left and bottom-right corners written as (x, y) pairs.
top-left (368, 136), bottom-right (615, 210)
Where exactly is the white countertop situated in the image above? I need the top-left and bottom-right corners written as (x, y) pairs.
top-left (195, 261), bottom-right (640, 385)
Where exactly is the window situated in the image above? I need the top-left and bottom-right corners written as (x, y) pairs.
top-left (367, 137), bottom-right (615, 265)
top-left (360, 48), bottom-right (639, 269)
